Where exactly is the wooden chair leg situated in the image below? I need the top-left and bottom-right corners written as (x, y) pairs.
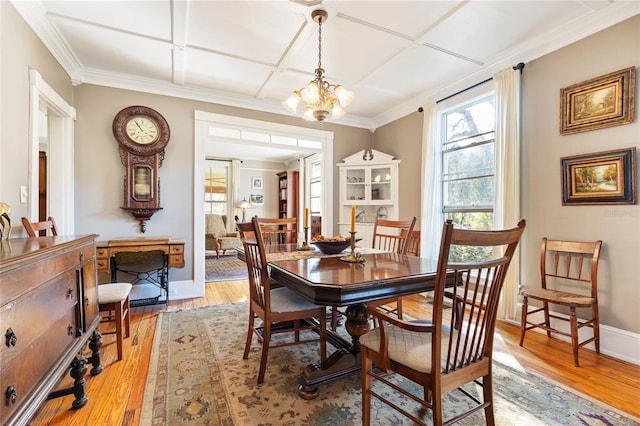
top-left (570, 307), bottom-right (580, 367)
top-left (123, 296), bottom-right (131, 339)
top-left (115, 301), bottom-right (124, 361)
top-left (243, 310), bottom-right (255, 360)
top-left (483, 374), bottom-right (496, 426)
top-left (361, 348), bottom-right (372, 426)
top-left (258, 323), bottom-right (271, 384)
top-left (593, 304), bottom-right (600, 353)
top-left (396, 297), bottom-right (403, 319)
top-left (519, 296), bottom-right (528, 346)
top-left (543, 302), bottom-right (551, 338)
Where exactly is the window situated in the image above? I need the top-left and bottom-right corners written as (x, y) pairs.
top-left (441, 94), bottom-right (495, 260)
top-left (204, 160), bottom-right (229, 215)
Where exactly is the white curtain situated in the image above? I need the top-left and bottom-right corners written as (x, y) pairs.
top-left (493, 67), bottom-right (522, 320)
top-left (230, 159), bottom-right (241, 229)
top-left (419, 104), bottom-right (443, 261)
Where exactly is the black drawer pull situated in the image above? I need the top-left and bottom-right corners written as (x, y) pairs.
top-left (67, 324), bottom-right (74, 336)
top-left (5, 385), bottom-right (17, 405)
top-left (79, 252), bottom-right (84, 261)
top-left (67, 287), bottom-right (74, 297)
top-left (5, 328), bottom-right (17, 347)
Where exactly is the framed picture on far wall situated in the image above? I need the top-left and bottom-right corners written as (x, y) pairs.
top-left (251, 177), bottom-right (263, 190)
top-left (560, 67), bottom-right (635, 135)
top-left (250, 194), bottom-right (264, 205)
top-left (561, 147), bottom-right (636, 205)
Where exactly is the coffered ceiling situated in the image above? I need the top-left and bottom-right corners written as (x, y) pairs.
top-left (12, 0), bottom-right (639, 132)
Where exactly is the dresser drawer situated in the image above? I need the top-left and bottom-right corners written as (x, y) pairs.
top-left (169, 244), bottom-right (184, 255)
top-left (1, 244), bottom-right (91, 306)
top-left (0, 310), bottom-right (77, 422)
top-left (0, 269), bottom-right (78, 368)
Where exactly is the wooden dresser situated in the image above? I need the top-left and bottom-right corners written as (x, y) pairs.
top-left (0, 235), bottom-right (102, 426)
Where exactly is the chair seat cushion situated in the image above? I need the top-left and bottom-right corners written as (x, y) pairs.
top-left (360, 324), bottom-right (453, 373)
top-left (270, 287), bottom-right (322, 313)
top-left (521, 287), bottom-right (595, 306)
top-left (99, 283), bottom-right (133, 304)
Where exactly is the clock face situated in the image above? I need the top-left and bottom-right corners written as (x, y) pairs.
top-left (125, 116), bottom-right (159, 145)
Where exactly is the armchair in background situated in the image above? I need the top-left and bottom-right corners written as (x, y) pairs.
top-left (205, 214), bottom-right (242, 258)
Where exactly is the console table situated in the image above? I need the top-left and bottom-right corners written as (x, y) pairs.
top-left (96, 237), bottom-right (185, 306)
top-left (0, 235), bottom-right (102, 425)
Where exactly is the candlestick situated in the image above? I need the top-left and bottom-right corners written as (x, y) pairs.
top-left (299, 226), bottom-right (311, 251)
top-left (350, 205), bottom-right (355, 233)
top-left (340, 231), bottom-right (365, 263)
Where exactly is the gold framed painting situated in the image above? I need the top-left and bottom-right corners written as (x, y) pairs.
top-left (561, 147), bottom-right (636, 205)
top-left (560, 67), bottom-right (635, 135)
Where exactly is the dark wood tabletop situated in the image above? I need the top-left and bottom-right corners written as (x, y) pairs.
top-left (269, 252), bottom-right (438, 306)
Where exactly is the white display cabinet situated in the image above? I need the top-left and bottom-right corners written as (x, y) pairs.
top-left (337, 149), bottom-right (400, 247)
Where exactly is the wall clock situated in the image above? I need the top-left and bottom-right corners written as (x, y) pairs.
top-left (112, 105), bottom-right (170, 232)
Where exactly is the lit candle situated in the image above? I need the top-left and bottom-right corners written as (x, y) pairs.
top-left (350, 205), bottom-right (356, 233)
top-left (304, 207), bottom-right (309, 228)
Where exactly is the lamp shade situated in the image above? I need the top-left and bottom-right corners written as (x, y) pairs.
top-left (236, 199), bottom-right (252, 209)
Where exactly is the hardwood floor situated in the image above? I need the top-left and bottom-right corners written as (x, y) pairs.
top-left (32, 281), bottom-right (640, 425)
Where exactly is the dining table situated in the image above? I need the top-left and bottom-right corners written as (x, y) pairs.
top-left (239, 243), bottom-right (442, 399)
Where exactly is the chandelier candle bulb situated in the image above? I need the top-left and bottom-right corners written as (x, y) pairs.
top-left (350, 205), bottom-right (355, 233)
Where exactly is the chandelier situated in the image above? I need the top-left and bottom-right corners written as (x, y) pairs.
top-left (282, 9), bottom-right (354, 122)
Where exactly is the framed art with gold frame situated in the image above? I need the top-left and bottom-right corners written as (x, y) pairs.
top-left (561, 147), bottom-right (636, 205)
top-left (560, 67), bottom-right (635, 135)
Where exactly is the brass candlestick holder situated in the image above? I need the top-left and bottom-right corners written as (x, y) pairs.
top-left (299, 226), bottom-right (311, 251)
top-left (340, 231), bottom-right (365, 263)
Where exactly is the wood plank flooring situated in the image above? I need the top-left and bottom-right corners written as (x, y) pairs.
top-left (31, 280), bottom-right (640, 425)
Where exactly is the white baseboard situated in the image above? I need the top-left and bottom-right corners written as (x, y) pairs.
top-left (507, 304), bottom-right (640, 365)
top-left (167, 279), bottom-right (204, 301)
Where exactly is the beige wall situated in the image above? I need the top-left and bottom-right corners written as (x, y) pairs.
top-left (373, 111), bottom-right (424, 224)
top-left (0, 2), bottom-right (73, 216)
top-left (520, 15), bottom-right (639, 333)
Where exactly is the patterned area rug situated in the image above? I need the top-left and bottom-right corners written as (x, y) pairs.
top-left (205, 254), bottom-right (248, 282)
top-left (140, 303), bottom-right (640, 425)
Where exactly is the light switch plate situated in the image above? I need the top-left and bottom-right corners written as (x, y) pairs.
top-left (20, 186), bottom-right (28, 203)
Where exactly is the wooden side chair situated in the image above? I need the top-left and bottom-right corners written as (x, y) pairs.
top-left (519, 238), bottom-right (603, 367)
top-left (21, 216), bottom-right (58, 236)
top-left (402, 229), bottom-right (421, 256)
top-left (255, 216), bottom-right (298, 245)
top-left (368, 217), bottom-right (416, 319)
top-left (98, 283), bottom-right (132, 361)
top-left (361, 219), bottom-right (526, 426)
top-left (237, 216), bottom-right (326, 384)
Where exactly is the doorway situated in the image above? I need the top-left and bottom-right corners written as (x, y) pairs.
top-left (192, 111), bottom-right (334, 297)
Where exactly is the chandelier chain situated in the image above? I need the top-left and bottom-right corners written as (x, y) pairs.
top-left (317, 16), bottom-right (322, 72)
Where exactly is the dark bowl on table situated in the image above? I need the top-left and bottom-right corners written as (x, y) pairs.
top-left (311, 239), bottom-right (361, 255)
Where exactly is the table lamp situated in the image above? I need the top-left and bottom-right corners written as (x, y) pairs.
top-left (236, 198), bottom-right (252, 222)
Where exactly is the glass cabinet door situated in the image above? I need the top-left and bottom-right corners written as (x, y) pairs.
top-left (370, 167), bottom-right (392, 201)
top-left (346, 168), bottom-right (366, 201)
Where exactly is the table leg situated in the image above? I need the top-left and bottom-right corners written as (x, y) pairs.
top-left (298, 303), bottom-right (371, 399)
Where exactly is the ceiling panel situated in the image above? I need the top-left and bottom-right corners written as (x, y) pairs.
top-left (13, 0), bottom-right (638, 131)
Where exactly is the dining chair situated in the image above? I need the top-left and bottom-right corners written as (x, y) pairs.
top-left (402, 229), bottom-right (421, 257)
top-left (21, 216), bottom-right (58, 237)
top-left (98, 282), bottom-right (132, 361)
top-left (368, 217), bottom-right (416, 319)
top-left (360, 219), bottom-right (526, 426)
top-left (237, 217), bottom-right (326, 384)
top-left (255, 216), bottom-right (298, 245)
top-left (519, 238), bottom-right (603, 367)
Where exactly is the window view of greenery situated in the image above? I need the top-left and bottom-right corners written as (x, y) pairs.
top-left (441, 94), bottom-right (495, 261)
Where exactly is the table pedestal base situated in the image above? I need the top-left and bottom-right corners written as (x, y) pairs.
top-left (298, 303), bottom-right (371, 399)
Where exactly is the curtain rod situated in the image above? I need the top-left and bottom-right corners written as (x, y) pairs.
top-left (434, 62), bottom-right (525, 105)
